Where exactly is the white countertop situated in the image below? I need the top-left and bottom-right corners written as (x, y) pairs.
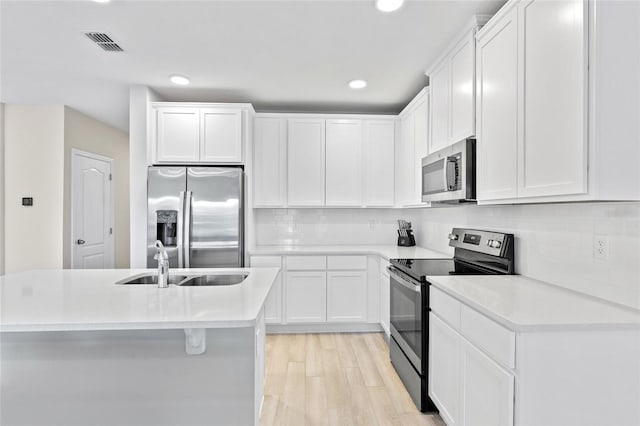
top-left (250, 244), bottom-right (449, 260)
top-left (428, 275), bottom-right (640, 331)
top-left (0, 267), bottom-right (279, 332)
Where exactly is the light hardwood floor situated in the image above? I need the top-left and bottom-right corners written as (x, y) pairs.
top-left (260, 332), bottom-right (446, 426)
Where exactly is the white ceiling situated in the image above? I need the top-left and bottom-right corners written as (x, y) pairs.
top-left (1, 0), bottom-right (505, 132)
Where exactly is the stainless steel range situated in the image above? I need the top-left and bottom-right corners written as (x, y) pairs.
top-left (388, 228), bottom-right (515, 412)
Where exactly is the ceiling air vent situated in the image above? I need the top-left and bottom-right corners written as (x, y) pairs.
top-left (84, 32), bottom-right (123, 52)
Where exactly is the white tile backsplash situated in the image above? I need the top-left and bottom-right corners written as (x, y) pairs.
top-left (413, 202), bottom-right (640, 311)
top-left (254, 202), bottom-right (640, 310)
top-left (254, 208), bottom-right (412, 246)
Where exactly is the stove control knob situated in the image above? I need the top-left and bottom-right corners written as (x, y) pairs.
top-left (487, 239), bottom-right (502, 249)
top-left (448, 233), bottom-right (459, 241)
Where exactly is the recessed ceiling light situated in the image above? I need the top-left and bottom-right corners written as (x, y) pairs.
top-left (93, 0), bottom-right (111, 3)
top-left (169, 75), bottom-right (190, 85)
top-left (349, 79), bottom-right (367, 90)
top-left (375, 0), bottom-right (404, 13)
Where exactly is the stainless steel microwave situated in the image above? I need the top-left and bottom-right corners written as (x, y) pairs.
top-left (421, 139), bottom-right (476, 203)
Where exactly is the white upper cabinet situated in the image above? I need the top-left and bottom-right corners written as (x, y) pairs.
top-left (155, 107), bottom-right (200, 163)
top-left (396, 88), bottom-right (430, 207)
top-left (475, 0), bottom-right (638, 203)
top-left (287, 119), bottom-right (326, 206)
top-left (413, 97), bottom-right (429, 202)
top-left (518, 0), bottom-right (586, 198)
top-left (397, 113), bottom-right (415, 207)
top-left (427, 17), bottom-right (487, 152)
top-left (253, 118), bottom-right (286, 207)
top-left (476, 7), bottom-right (519, 201)
top-left (449, 33), bottom-right (476, 143)
top-left (252, 114), bottom-right (395, 208)
top-left (152, 103), bottom-right (248, 165)
top-left (200, 108), bottom-right (243, 163)
top-left (364, 120), bottom-right (395, 207)
top-left (325, 120), bottom-right (363, 206)
top-left (429, 60), bottom-right (451, 153)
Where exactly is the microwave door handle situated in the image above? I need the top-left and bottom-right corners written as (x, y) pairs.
top-left (443, 158), bottom-right (450, 191)
top-left (445, 158), bottom-right (456, 191)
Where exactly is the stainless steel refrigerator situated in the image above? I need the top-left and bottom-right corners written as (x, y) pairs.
top-left (147, 166), bottom-right (244, 268)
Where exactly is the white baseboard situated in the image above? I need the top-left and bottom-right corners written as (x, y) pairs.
top-left (266, 322), bottom-right (384, 334)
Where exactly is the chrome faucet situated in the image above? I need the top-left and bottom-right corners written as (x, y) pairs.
top-left (154, 240), bottom-right (170, 288)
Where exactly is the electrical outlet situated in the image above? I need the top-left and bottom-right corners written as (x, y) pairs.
top-left (369, 220), bottom-right (376, 230)
top-left (593, 235), bottom-right (609, 260)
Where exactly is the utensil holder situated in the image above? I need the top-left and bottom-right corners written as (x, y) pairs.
top-left (397, 230), bottom-right (416, 247)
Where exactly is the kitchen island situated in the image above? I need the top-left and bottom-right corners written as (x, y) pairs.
top-left (0, 267), bottom-right (279, 426)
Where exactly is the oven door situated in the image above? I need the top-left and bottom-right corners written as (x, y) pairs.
top-left (389, 268), bottom-right (423, 374)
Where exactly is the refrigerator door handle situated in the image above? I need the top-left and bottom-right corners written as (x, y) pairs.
top-left (238, 172), bottom-right (244, 267)
top-left (177, 191), bottom-right (185, 268)
top-left (184, 190), bottom-right (192, 268)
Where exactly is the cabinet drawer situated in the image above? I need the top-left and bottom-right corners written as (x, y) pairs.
top-left (430, 286), bottom-right (462, 330)
top-left (327, 255), bottom-right (367, 270)
top-left (250, 256), bottom-right (281, 268)
top-left (460, 305), bottom-right (515, 369)
top-left (286, 256), bottom-right (326, 270)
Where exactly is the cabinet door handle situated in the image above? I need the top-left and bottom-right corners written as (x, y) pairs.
top-left (76, 239), bottom-right (86, 245)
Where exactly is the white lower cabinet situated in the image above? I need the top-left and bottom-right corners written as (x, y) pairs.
top-left (429, 287), bottom-right (640, 425)
top-left (250, 256), bottom-right (283, 324)
top-left (430, 286), bottom-right (515, 426)
top-left (270, 255), bottom-right (372, 327)
top-left (255, 254), bottom-right (382, 329)
top-left (430, 311), bottom-right (514, 426)
top-left (429, 313), bottom-right (462, 426)
top-left (285, 271), bottom-right (327, 323)
top-left (461, 338), bottom-right (514, 426)
top-left (326, 271), bottom-right (367, 322)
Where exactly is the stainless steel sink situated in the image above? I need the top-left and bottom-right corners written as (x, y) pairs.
top-left (116, 273), bottom-right (248, 286)
top-left (116, 274), bottom-right (187, 285)
top-left (179, 274), bottom-right (248, 286)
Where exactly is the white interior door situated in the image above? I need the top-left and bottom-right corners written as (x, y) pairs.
top-left (72, 150), bottom-right (114, 269)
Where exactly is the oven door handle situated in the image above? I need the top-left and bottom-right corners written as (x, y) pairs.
top-left (389, 268), bottom-right (422, 293)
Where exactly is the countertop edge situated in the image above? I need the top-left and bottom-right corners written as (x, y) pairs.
top-left (428, 279), bottom-right (640, 332)
top-left (0, 267), bottom-right (279, 333)
top-left (0, 319), bottom-right (258, 333)
top-left (248, 245), bottom-right (450, 260)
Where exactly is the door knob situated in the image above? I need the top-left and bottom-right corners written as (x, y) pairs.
top-left (76, 239), bottom-right (86, 245)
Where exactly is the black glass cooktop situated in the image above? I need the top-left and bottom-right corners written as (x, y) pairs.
top-left (390, 258), bottom-right (494, 283)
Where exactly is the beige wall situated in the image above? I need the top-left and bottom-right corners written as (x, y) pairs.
top-left (63, 107), bottom-right (130, 268)
top-left (4, 105), bottom-right (65, 273)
